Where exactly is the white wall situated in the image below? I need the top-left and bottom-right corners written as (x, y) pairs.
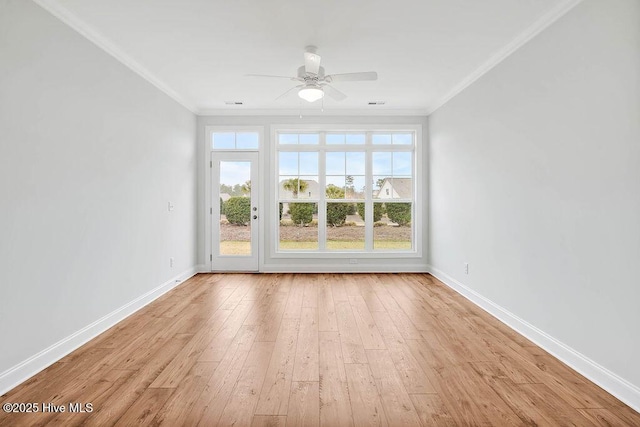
top-left (0, 0), bottom-right (198, 390)
top-left (197, 115), bottom-right (429, 272)
top-left (429, 0), bottom-right (640, 405)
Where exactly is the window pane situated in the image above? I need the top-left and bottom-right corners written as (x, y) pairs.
top-left (346, 175), bottom-right (365, 199)
top-left (372, 134), bottom-right (391, 145)
top-left (346, 152), bottom-right (365, 175)
top-left (280, 202), bottom-right (318, 250)
top-left (326, 203), bottom-right (364, 250)
top-left (279, 176), bottom-right (299, 199)
top-left (298, 176), bottom-right (318, 199)
top-left (326, 177), bottom-right (346, 199)
top-left (393, 152), bottom-right (412, 175)
top-left (279, 134), bottom-right (298, 144)
top-left (389, 177), bottom-right (412, 199)
top-left (326, 152), bottom-right (345, 175)
top-left (392, 133), bottom-right (412, 145)
top-left (299, 152), bottom-right (318, 175)
top-left (236, 132), bottom-right (259, 149)
top-left (372, 152), bottom-right (392, 175)
top-left (326, 133), bottom-right (345, 144)
top-left (300, 133), bottom-right (319, 144)
top-left (374, 202), bottom-right (412, 250)
top-left (346, 134), bottom-right (365, 144)
top-left (213, 132), bottom-right (235, 149)
top-left (219, 161), bottom-right (251, 255)
top-left (279, 152), bottom-right (298, 175)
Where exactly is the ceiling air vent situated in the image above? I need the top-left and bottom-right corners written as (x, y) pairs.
top-left (368, 101), bottom-right (386, 105)
top-left (224, 101), bottom-right (243, 105)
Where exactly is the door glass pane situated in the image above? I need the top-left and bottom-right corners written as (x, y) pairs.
top-left (219, 161), bottom-right (251, 256)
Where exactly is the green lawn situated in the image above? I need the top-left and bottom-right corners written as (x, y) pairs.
top-left (220, 241), bottom-right (251, 255)
top-left (221, 240), bottom-right (412, 252)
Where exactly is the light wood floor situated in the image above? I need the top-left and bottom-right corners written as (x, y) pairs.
top-left (1, 273), bottom-right (638, 426)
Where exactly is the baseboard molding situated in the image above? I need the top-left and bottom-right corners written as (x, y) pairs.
top-left (427, 265), bottom-right (640, 412)
top-left (0, 265), bottom-right (199, 396)
top-left (262, 264), bottom-right (429, 273)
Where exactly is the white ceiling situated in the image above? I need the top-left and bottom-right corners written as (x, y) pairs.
top-left (37, 0), bottom-right (578, 115)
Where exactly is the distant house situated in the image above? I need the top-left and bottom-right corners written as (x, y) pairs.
top-left (376, 178), bottom-right (412, 199)
top-left (279, 179), bottom-right (319, 200)
top-left (219, 192), bottom-right (232, 202)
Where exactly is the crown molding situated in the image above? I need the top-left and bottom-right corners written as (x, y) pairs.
top-left (197, 108), bottom-right (429, 117)
top-left (426, 0), bottom-right (584, 115)
top-left (33, 0), bottom-right (199, 114)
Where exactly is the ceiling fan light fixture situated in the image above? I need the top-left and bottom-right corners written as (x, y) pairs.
top-left (298, 85), bottom-right (324, 102)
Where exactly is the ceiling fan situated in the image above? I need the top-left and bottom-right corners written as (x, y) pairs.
top-left (246, 46), bottom-right (378, 103)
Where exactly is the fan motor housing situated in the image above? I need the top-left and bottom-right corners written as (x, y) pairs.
top-left (298, 65), bottom-right (325, 79)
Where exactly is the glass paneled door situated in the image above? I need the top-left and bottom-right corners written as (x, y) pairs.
top-left (211, 151), bottom-right (259, 271)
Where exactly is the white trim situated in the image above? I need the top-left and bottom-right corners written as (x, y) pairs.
top-left (198, 108), bottom-right (430, 117)
top-left (0, 265), bottom-right (199, 395)
top-left (33, 0), bottom-right (198, 114)
top-left (426, 0), bottom-right (584, 115)
top-left (428, 265), bottom-right (640, 413)
top-left (263, 264), bottom-right (428, 273)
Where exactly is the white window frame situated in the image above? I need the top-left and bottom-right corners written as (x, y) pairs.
top-left (271, 124), bottom-right (422, 259)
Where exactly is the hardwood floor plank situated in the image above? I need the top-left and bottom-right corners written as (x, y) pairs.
top-left (344, 364), bottom-right (388, 426)
top-left (348, 295), bottom-right (386, 350)
top-left (190, 325), bottom-right (259, 425)
top-left (252, 415), bottom-right (287, 426)
top-left (287, 381), bottom-right (320, 427)
top-left (336, 301), bottom-right (367, 364)
top-left (319, 331), bottom-right (354, 427)
top-left (149, 308), bottom-right (232, 388)
top-left (318, 274), bottom-right (338, 332)
top-left (150, 361), bottom-right (218, 426)
top-left (410, 394), bottom-right (457, 427)
top-left (365, 350), bottom-right (421, 425)
top-left (255, 318), bottom-right (300, 415)
top-left (293, 307), bottom-right (319, 382)
top-left (372, 311), bottom-right (436, 394)
top-left (197, 300), bottom-right (254, 362)
top-left (218, 341), bottom-right (275, 426)
top-left (113, 387), bottom-right (173, 426)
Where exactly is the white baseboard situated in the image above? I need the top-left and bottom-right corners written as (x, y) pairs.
top-left (427, 265), bottom-right (640, 413)
top-left (0, 265), bottom-right (200, 396)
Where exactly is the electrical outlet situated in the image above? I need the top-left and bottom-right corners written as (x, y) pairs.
top-left (168, 201), bottom-right (174, 211)
top-left (349, 259), bottom-right (358, 264)
top-left (170, 257), bottom-right (174, 268)
top-left (464, 263), bottom-right (469, 274)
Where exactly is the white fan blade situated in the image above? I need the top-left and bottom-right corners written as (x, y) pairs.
top-left (325, 71), bottom-right (377, 82)
top-left (275, 85), bottom-right (304, 101)
top-left (246, 74), bottom-right (302, 81)
top-left (322, 84), bottom-right (347, 101)
top-left (304, 52), bottom-right (321, 75)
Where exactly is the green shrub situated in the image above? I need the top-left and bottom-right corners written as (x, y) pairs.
top-left (289, 203), bottom-right (314, 226)
top-left (220, 197), bottom-right (225, 215)
top-left (224, 196), bottom-right (251, 225)
top-left (386, 202), bottom-right (412, 226)
top-left (279, 202), bottom-right (283, 220)
top-left (327, 203), bottom-right (350, 226)
top-left (357, 203), bottom-right (383, 222)
top-left (347, 203), bottom-right (356, 215)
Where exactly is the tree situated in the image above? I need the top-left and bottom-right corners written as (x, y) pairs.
top-left (241, 180), bottom-right (251, 194)
top-left (376, 178), bottom-right (386, 189)
top-left (325, 184), bottom-right (349, 226)
top-left (224, 196), bottom-right (251, 225)
top-left (385, 203), bottom-right (412, 226)
top-left (357, 203), bottom-right (384, 222)
top-left (345, 175), bottom-right (355, 198)
top-left (283, 178), bottom-right (308, 197)
top-left (289, 203), bottom-right (314, 226)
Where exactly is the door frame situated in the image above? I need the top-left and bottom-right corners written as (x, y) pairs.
top-left (204, 126), bottom-right (264, 272)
